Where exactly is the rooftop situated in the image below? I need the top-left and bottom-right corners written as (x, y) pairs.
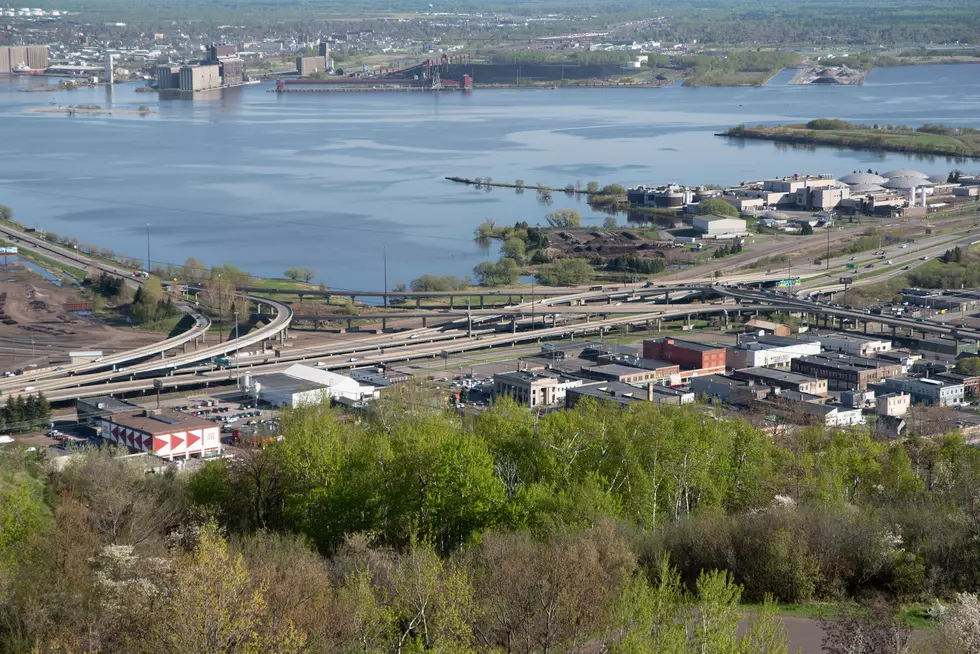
top-left (109, 409), bottom-right (214, 436)
top-left (255, 373), bottom-right (326, 395)
top-left (78, 396), bottom-right (139, 413)
top-left (798, 353), bottom-right (895, 371)
top-left (696, 214), bottom-right (744, 223)
top-left (651, 337), bottom-right (725, 353)
top-left (736, 367), bottom-right (823, 385)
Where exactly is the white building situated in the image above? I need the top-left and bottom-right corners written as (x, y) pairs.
top-left (727, 335), bottom-right (821, 370)
top-left (692, 214), bottom-right (748, 237)
top-left (251, 364), bottom-right (379, 408)
top-left (800, 332), bottom-right (891, 357)
top-left (101, 408), bottom-right (221, 460)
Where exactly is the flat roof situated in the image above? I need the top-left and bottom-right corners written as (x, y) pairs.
top-left (78, 396), bottom-right (139, 412)
top-left (108, 409), bottom-right (214, 436)
top-left (736, 367), bottom-right (823, 385)
top-left (652, 338), bottom-right (725, 353)
top-left (797, 354), bottom-right (895, 371)
top-left (735, 334), bottom-right (810, 349)
top-left (696, 214), bottom-right (744, 223)
top-left (585, 363), bottom-right (674, 377)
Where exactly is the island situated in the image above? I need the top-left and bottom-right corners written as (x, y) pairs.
top-left (719, 120), bottom-right (980, 159)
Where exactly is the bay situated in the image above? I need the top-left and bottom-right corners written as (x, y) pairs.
top-left (0, 63), bottom-right (977, 289)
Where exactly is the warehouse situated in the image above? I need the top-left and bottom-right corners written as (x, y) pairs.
top-left (727, 334), bottom-right (821, 369)
top-left (692, 214), bottom-right (748, 238)
top-left (250, 364), bottom-right (378, 407)
top-left (791, 354), bottom-right (902, 391)
top-left (101, 408), bottom-right (221, 460)
top-left (731, 367), bottom-right (828, 396)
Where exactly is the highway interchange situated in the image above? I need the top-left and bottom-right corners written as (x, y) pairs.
top-left (3, 218), bottom-right (980, 406)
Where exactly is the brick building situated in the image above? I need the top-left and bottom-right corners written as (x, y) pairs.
top-left (642, 338), bottom-right (726, 378)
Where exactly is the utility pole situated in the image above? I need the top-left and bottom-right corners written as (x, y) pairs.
top-left (234, 310), bottom-right (240, 387)
top-left (383, 246), bottom-right (388, 308)
top-left (145, 222), bottom-right (150, 273)
top-left (531, 279), bottom-right (535, 331)
top-left (826, 220), bottom-right (831, 271)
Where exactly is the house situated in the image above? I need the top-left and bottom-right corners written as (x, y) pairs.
top-left (743, 318), bottom-right (791, 337)
top-left (875, 392), bottom-right (911, 417)
top-left (799, 332), bottom-right (891, 357)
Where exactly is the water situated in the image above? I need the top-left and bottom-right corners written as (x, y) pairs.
top-left (0, 64), bottom-right (978, 290)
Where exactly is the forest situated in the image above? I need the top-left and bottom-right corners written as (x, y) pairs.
top-left (3, 388), bottom-right (980, 652)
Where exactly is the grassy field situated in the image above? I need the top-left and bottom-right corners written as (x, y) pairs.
top-left (722, 121), bottom-right (980, 159)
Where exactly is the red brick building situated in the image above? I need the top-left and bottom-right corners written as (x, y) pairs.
top-left (642, 338), bottom-right (726, 379)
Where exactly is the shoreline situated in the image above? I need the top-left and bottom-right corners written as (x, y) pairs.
top-left (29, 106), bottom-right (150, 116)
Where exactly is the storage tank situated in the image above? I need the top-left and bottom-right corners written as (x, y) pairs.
top-left (654, 188), bottom-right (685, 208)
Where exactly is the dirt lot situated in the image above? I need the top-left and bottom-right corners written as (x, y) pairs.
top-left (0, 264), bottom-right (161, 373)
top-left (548, 228), bottom-right (694, 266)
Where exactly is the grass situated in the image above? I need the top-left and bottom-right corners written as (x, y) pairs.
top-left (0, 240), bottom-right (86, 282)
top-left (722, 122), bottom-right (980, 159)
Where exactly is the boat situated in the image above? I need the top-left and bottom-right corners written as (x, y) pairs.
top-left (11, 62), bottom-right (43, 75)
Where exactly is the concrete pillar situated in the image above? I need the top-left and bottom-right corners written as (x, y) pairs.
top-left (511, 319), bottom-right (517, 334)
top-left (480, 296), bottom-right (484, 309)
top-left (347, 319), bottom-right (353, 330)
top-left (892, 325), bottom-right (897, 338)
top-left (382, 318), bottom-right (387, 331)
top-left (658, 318), bottom-right (662, 332)
top-left (665, 292), bottom-right (670, 304)
top-left (467, 316), bottom-right (472, 337)
top-left (422, 317), bottom-right (427, 328)
top-left (449, 295), bottom-right (454, 309)
top-left (608, 295), bottom-right (613, 305)
top-left (863, 321), bottom-right (868, 334)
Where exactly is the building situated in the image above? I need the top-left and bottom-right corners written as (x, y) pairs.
top-left (349, 366), bottom-right (410, 388)
top-left (743, 318), bottom-right (791, 337)
top-left (104, 52), bottom-right (113, 84)
top-left (297, 55), bottom-right (329, 76)
top-left (642, 338), bottom-right (726, 378)
top-left (76, 396), bottom-right (139, 425)
top-left (800, 332), bottom-right (892, 357)
top-left (880, 377), bottom-right (964, 407)
top-left (626, 184), bottom-right (693, 208)
top-left (0, 45), bottom-right (48, 73)
top-left (731, 367), bottom-right (828, 396)
top-left (155, 65), bottom-right (180, 89)
top-left (689, 374), bottom-right (769, 406)
top-left (876, 392), bottom-right (911, 417)
top-left (494, 370), bottom-right (583, 408)
top-left (179, 64), bottom-right (221, 91)
top-left (251, 373), bottom-right (331, 408)
top-left (691, 214), bottom-right (748, 238)
top-left (727, 334), bottom-right (821, 370)
top-left (912, 337), bottom-right (978, 358)
top-left (791, 354), bottom-right (903, 390)
top-left (800, 402), bottom-right (865, 427)
top-left (101, 408), bottom-right (221, 460)
top-left (579, 362), bottom-right (679, 385)
top-left (566, 382), bottom-right (694, 408)
top-left (935, 371), bottom-right (980, 397)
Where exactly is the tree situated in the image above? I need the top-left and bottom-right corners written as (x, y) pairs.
top-left (501, 237), bottom-right (526, 264)
top-left (544, 209), bottom-right (583, 229)
top-left (515, 179), bottom-right (525, 188)
top-left (801, 222), bottom-right (814, 235)
top-left (604, 216), bottom-right (618, 229)
top-left (535, 258), bottom-right (593, 285)
top-left (586, 181), bottom-right (600, 193)
top-left (600, 183), bottom-right (626, 195)
top-left (955, 356), bottom-right (980, 375)
top-left (284, 267), bottom-right (303, 281)
top-left (300, 267), bottom-right (316, 283)
top-left (697, 198), bottom-right (739, 217)
top-left (927, 592), bottom-right (980, 653)
top-left (473, 259), bottom-right (520, 286)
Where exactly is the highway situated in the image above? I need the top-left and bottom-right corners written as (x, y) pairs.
top-left (0, 224), bottom-right (292, 398)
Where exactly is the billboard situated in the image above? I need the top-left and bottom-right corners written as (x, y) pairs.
top-left (840, 277), bottom-right (854, 285)
top-left (0, 247), bottom-right (18, 254)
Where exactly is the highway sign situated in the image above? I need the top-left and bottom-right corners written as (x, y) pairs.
top-left (840, 277), bottom-right (854, 285)
top-left (777, 278), bottom-right (802, 287)
top-left (846, 263), bottom-right (856, 269)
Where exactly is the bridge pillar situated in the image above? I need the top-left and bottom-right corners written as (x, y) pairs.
top-left (863, 321), bottom-right (868, 334)
top-left (416, 298), bottom-right (421, 308)
top-left (325, 294), bottom-right (331, 306)
top-left (382, 318), bottom-right (387, 331)
top-left (467, 316), bottom-right (472, 337)
top-left (892, 325), bottom-right (897, 338)
top-left (347, 319), bottom-right (353, 330)
top-left (608, 295), bottom-right (613, 305)
top-left (665, 292), bottom-right (670, 304)
top-left (422, 317), bottom-right (427, 328)
top-left (480, 296), bottom-right (484, 309)
top-left (449, 295), bottom-right (454, 310)
top-left (685, 314), bottom-right (691, 326)
top-left (511, 319), bottom-right (517, 334)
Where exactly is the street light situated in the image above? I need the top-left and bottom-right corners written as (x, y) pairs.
top-left (145, 223), bottom-right (150, 273)
top-left (234, 310), bottom-right (240, 387)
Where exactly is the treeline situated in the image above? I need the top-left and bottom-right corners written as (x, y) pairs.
top-left (4, 394), bottom-right (980, 651)
top-left (909, 248), bottom-right (980, 289)
top-left (1, 392), bottom-right (51, 433)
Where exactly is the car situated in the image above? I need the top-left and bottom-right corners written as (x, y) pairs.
top-left (921, 256), bottom-right (930, 261)
top-left (348, 357), bottom-right (359, 363)
top-left (900, 244), bottom-right (908, 249)
top-left (409, 333), bottom-right (420, 339)
top-left (903, 265), bottom-right (910, 270)
top-left (865, 264), bottom-right (875, 269)
top-left (849, 256), bottom-right (856, 261)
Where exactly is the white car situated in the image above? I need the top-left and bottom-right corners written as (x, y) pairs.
top-left (409, 333), bottom-right (420, 339)
top-left (348, 357), bottom-right (359, 363)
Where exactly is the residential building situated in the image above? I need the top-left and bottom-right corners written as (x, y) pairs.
top-left (691, 214), bottom-right (747, 237)
top-left (101, 409), bottom-right (221, 460)
top-left (743, 318), bottom-right (791, 337)
top-left (727, 334), bottom-right (821, 370)
top-left (791, 354), bottom-right (903, 390)
top-left (494, 370), bottom-right (583, 408)
top-left (803, 402), bottom-right (865, 427)
top-left (876, 393), bottom-right (911, 417)
top-left (579, 362), bottom-right (679, 384)
top-left (880, 377), bottom-right (964, 406)
top-left (689, 374), bottom-right (769, 406)
top-left (566, 382), bottom-right (694, 408)
top-left (643, 338), bottom-right (726, 378)
top-left (731, 367), bottom-right (828, 396)
top-left (800, 332), bottom-right (892, 357)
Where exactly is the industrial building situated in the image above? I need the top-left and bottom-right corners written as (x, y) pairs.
top-left (727, 335), bottom-right (822, 370)
top-left (691, 215), bottom-right (748, 238)
top-left (743, 319), bottom-right (791, 337)
top-left (297, 55), bottom-right (329, 76)
top-left (626, 184), bottom-right (693, 208)
top-left (101, 408), bottom-right (222, 461)
top-left (911, 337), bottom-right (979, 357)
top-left (158, 43), bottom-right (246, 92)
top-left (76, 396), bottom-right (140, 425)
top-left (689, 374), bottom-right (769, 406)
top-left (791, 354), bottom-right (903, 390)
top-left (250, 364), bottom-right (378, 408)
top-left (179, 64), bottom-right (221, 91)
top-left (800, 332), bottom-right (892, 357)
top-left (0, 45), bottom-right (48, 73)
top-left (879, 377), bottom-right (964, 407)
top-left (731, 367), bottom-right (828, 396)
top-left (494, 370), bottom-right (582, 408)
top-left (642, 338), bottom-right (726, 378)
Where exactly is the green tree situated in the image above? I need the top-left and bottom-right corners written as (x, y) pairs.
top-left (800, 222), bottom-right (814, 235)
top-left (535, 258), bottom-right (593, 285)
top-left (955, 356), bottom-right (980, 375)
top-left (501, 237), bottom-right (526, 264)
top-left (544, 209), bottom-right (583, 228)
top-left (284, 267), bottom-right (303, 281)
top-left (697, 198), bottom-right (739, 217)
top-left (600, 183), bottom-right (627, 195)
top-left (473, 259), bottom-right (520, 286)
top-left (586, 181), bottom-right (600, 193)
top-left (604, 216), bottom-right (618, 229)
